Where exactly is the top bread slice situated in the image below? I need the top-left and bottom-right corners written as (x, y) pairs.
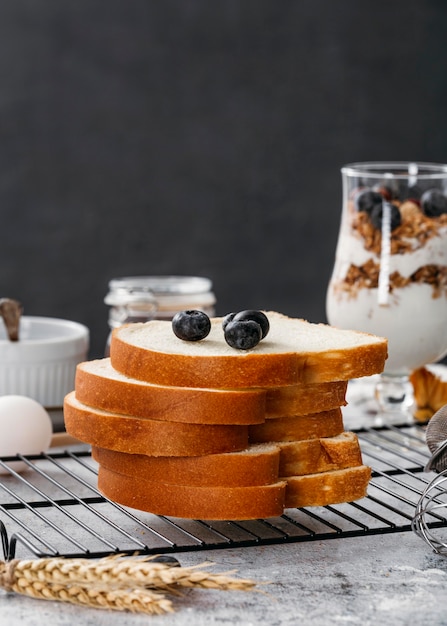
top-left (110, 311), bottom-right (388, 389)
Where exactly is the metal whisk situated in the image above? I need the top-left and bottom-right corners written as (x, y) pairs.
top-left (412, 404), bottom-right (447, 555)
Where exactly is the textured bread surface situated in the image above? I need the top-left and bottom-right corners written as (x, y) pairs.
top-left (265, 380), bottom-right (348, 418)
top-left (75, 358), bottom-right (266, 425)
top-left (110, 311), bottom-right (388, 388)
top-left (64, 392), bottom-right (248, 456)
top-left (92, 443), bottom-right (281, 487)
top-left (278, 432), bottom-right (363, 477)
top-left (249, 408), bottom-right (344, 443)
top-left (284, 465), bottom-right (371, 508)
top-left (265, 380), bottom-right (348, 417)
top-left (97, 466), bottom-right (287, 520)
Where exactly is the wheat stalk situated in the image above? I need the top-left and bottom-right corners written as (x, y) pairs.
top-left (14, 578), bottom-right (173, 614)
top-left (0, 555), bottom-right (258, 614)
top-left (5, 555), bottom-right (257, 591)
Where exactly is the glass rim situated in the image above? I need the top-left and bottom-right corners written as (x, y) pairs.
top-left (342, 161), bottom-right (447, 179)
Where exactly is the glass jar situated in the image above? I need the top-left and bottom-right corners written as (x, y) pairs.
top-left (326, 162), bottom-right (447, 418)
top-left (104, 275), bottom-right (216, 354)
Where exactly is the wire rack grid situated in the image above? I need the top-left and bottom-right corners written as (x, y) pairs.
top-left (0, 422), bottom-right (442, 561)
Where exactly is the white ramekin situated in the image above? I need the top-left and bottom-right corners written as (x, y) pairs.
top-left (0, 316), bottom-right (89, 408)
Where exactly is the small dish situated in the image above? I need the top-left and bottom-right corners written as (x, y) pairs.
top-left (0, 316), bottom-right (89, 408)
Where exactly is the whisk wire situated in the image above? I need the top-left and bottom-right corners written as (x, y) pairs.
top-left (412, 469), bottom-right (447, 555)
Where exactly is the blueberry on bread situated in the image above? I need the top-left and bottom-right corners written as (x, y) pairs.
top-left (171, 310), bottom-right (211, 341)
top-left (224, 319), bottom-right (263, 350)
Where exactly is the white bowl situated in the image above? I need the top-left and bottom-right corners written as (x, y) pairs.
top-left (0, 316), bottom-right (89, 408)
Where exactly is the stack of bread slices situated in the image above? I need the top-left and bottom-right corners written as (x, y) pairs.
top-left (64, 311), bottom-right (387, 520)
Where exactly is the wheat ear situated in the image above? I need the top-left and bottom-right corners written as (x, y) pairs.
top-left (7, 555), bottom-right (257, 592)
top-left (0, 555), bottom-right (258, 614)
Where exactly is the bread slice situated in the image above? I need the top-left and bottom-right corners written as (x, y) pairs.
top-left (110, 311), bottom-right (388, 388)
top-left (265, 380), bottom-right (348, 417)
top-left (64, 392), bottom-right (248, 456)
top-left (97, 465), bottom-right (286, 520)
top-left (92, 442), bottom-right (280, 487)
top-left (75, 358), bottom-right (266, 425)
top-left (284, 465), bottom-right (371, 508)
top-left (76, 359), bottom-right (348, 424)
top-left (277, 432), bottom-right (363, 477)
top-left (249, 408), bottom-right (344, 443)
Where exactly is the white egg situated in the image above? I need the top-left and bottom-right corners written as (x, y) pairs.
top-left (0, 395), bottom-right (53, 474)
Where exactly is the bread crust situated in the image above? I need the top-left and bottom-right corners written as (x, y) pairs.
top-left (110, 313), bottom-right (388, 388)
top-left (75, 359), bottom-right (267, 425)
top-left (266, 380), bottom-right (348, 417)
top-left (92, 443), bottom-right (281, 487)
top-left (284, 465), bottom-right (371, 508)
top-left (92, 432), bottom-right (362, 487)
top-left (278, 432), bottom-right (363, 476)
top-left (97, 466), bottom-right (287, 520)
top-left (249, 408), bottom-right (344, 442)
top-left (64, 392), bottom-right (248, 456)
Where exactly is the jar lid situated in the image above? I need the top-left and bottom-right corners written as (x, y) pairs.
top-left (105, 276), bottom-right (214, 306)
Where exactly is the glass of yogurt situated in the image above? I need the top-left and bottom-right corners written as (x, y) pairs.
top-left (326, 162), bottom-right (447, 421)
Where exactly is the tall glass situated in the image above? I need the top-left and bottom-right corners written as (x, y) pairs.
top-left (326, 162), bottom-right (447, 420)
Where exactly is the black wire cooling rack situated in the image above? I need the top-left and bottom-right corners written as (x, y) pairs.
top-left (0, 423), bottom-right (443, 561)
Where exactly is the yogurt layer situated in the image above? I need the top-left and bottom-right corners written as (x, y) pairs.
top-left (327, 283), bottom-right (447, 374)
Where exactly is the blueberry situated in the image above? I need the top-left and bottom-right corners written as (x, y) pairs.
top-left (354, 189), bottom-right (383, 214)
top-left (402, 184), bottom-right (422, 201)
top-left (370, 202), bottom-right (402, 231)
top-left (222, 312), bottom-right (237, 331)
top-left (224, 320), bottom-right (262, 350)
top-left (232, 310), bottom-right (270, 339)
top-left (421, 188), bottom-right (447, 217)
top-left (172, 310), bottom-right (211, 341)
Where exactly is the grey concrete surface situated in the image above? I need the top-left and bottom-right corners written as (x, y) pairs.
top-left (2, 532), bottom-right (447, 626)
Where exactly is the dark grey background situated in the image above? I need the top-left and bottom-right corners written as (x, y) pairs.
top-left (1, 0), bottom-right (446, 358)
